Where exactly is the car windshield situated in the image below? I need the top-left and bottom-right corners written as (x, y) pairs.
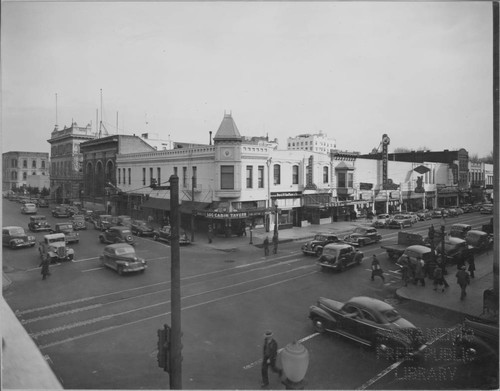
top-left (382, 309), bottom-right (401, 322)
top-left (25, 204), bottom-right (36, 208)
top-left (33, 216), bottom-right (46, 221)
top-left (73, 216), bottom-right (84, 221)
top-left (394, 215), bottom-right (404, 219)
top-left (10, 228), bottom-right (25, 235)
top-left (314, 235), bottom-right (326, 241)
top-left (120, 229), bottom-right (132, 234)
top-left (114, 247), bottom-right (135, 255)
top-left (323, 248), bottom-right (337, 256)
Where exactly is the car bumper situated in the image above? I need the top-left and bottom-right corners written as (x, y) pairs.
top-left (10, 241), bottom-right (36, 248)
top-left (124, 265), bottom-right (147, 272)
top-left (317, 261), bottom-right (340, 270)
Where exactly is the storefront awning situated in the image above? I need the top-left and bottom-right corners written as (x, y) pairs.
top-left (142, 198), bottom-right (171, 211)
top-left (179, 201), bottom-right (211, 214)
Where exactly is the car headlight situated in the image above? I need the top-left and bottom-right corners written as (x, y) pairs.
top-left (13, 239), bottom-right (23, 244)
top-left (28, 236), bottom-right (35, 241)
top-left (124, 262), bottom-right (129, 267)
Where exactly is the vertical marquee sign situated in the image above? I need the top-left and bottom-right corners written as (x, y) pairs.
top-left (382, 134), bottom-right (390, 190)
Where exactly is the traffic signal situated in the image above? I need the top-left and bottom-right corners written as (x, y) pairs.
top-left (157, 324), bottom-right (171, 372)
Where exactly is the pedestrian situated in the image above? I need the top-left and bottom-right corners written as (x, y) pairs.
top-left (432, 265), bottom-right (445, 292)
top-left (467, 252), bottom-right (476, 278)
top-left (207, 225), bottom-right (213, 244)
top-left (261, 330), bottom-right (282, 388)
top-left (414, 257), bottom-right (426, 287)
top-left (371, 255), bottom-right (385, 282)
top-left (263, 237), bottom-right (270, 256)
top-left (397, 254), bottom-right (410, 287)
top-left (456, 265), bottom-right (471, 300)
top-left (272, 233), bottom-right (278, 254)
top-left (39, 257), bottom-right (50, 280)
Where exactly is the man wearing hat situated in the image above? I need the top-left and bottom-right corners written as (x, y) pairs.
top-left (261, 330), bottom-right (282, 388)
top-left (455, 265), bottom-right (471, 300)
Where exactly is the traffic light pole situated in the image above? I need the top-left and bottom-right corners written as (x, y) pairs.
top-left (170, 175), bottom-right (182, 389)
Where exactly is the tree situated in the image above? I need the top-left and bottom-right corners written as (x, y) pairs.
top-left (480, 151), bottom-right (494, 164)
top-left (40, 187), bottom-right (50, 197)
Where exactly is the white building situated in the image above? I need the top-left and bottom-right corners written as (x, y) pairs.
top-left (287, 131), bottom-right (337, 154)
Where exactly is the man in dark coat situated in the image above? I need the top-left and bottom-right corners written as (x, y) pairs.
top-left (261, 330), bottom-right (282, 388)
top-left (467, 252), bottom-right (476, 278)
top-left (371, 255), bottom-right (385, 282)
top-left (456, 266), bottom-right (471, 300)
top-left (39, 257), bottom-right (50, 280)
top-left (272, 233), bottom-right (278, 254)
top-left (263, 237), bottom-right (270, 256)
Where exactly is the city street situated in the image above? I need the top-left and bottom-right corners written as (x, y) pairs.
top-left (2, 201), bottom-right (495, 389)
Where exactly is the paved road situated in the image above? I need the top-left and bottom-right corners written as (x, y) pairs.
top-left (2, 201), bottom-right (495, 389)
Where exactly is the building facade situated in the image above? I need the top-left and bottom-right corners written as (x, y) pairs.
top-left (47, 122), bottom-right (96, 204)
top-left (2, 151), bottom-right (50, 192)
top-left (287, 131), bottom-right (337, 154)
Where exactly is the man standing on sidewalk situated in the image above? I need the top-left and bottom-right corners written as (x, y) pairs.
top-left (263, 237), bottom-right (270, 256)
top-left (272, 233), bottom-right (278, 254)
top-left (456, 265), bottom-right (471, 300)
top-left (261, 330), bottom-right (282, 388)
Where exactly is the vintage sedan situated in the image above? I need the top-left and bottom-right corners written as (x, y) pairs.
top-left (3, 226), bottom-right (36, 249)
top-left (416, 209), bottom-right (433, 221)
top-left (317, 243), bottom-right (363, 272)
top-left (100, 243), bottom-right (147, 275)
top-left (28, 215), bottom-right (51, 232)
top-left (37, 198), bottom-right (50, 208)
top-left (38, 233), bottom-right (75, 263)
top-left (131, 220), bottom-right (155, 237)
top-left (71, 214), bottom-right (87, 230)
top-left (465, 230), bottom-right (493, 252)
top-left (371, 214), bottom-right (390, 228)
top-left (435, 237), bottom-right (472, 265)
top-left (309, 296), bottom-right (425, 360)
top-left (21, 203), bottom-right (38, 214)
top-left (449, 223), bottom-right (472, 240)
top-left (153, 226), bottom-right (191, 245)
top-left (432, 208), bottom-right (448, 218)
top-left (99, 226), bottom-right (135, 246)
top-left (50, 222), bottom-right (80, 244)
top-left (386, 214), bottom-right (413, 229)
top-left (301, 233), bottom-right (340, 256)
top-left (343, 226), bottom-right (381, 247)
top-left (52, 206), bottom-right (71, 218)
top-left (480, 204), bottom-right (493, 214)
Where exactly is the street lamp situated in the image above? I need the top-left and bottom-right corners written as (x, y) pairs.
top-left (280, 341), bottom-right (309, 389)
top-left (274, 203), bottom-right (279, 239)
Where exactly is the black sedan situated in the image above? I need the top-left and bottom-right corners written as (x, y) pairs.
top-left (99, 243), bottom-right (147, 275)
top-left (309, 296), bottom-right (425, 360)
top-left (153, 226), bottom-right (191, 245)
top-left (131, 220), bottom-right (155, 236)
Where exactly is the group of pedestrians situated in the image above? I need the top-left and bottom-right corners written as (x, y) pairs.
top-left (263, 233), bottom-right (279, 256)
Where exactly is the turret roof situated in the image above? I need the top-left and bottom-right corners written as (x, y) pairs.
top-left (213, 113), bottom-right (242, 142)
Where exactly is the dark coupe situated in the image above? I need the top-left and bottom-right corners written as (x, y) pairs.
top-left (131, 220), bottom-right (155, 236)
top-left (301, 233), bottom-right (340, 256)
top-left (309, 296), bottom-right (425, 360)
top-left (343, 226), bottom-right (382, 247)
top-left (100, 243), bottom-right (147, 275)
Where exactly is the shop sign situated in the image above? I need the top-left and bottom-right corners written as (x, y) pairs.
top-left (271, 191), bottom-right (302, 198)
top-left (194, 209), bottom-right (271, 218)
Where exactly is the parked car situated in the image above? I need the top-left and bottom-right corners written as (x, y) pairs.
top-left (480, 204), bottom-right (493, 214)
top-left (38, 233), bottom-right (75, 263)
top-left (100, 243), bottom-right (147, 275)
top-left (386, 214), bottom-right (413, 229)
top-left (2, 226), bottom-right (36, 249)
top-left (37, 198), bottom-right (50, 208)
top-left (455, 207), bottom-right (464, 215)
top-left (446, 208), bottom-right (459, 217)
top-left (435, 237), bottom-right (472, 265)
top-left (71, 214), bottom-right (87, 230)
top-left (50, 222), bottom-right (80, 244)
top-left (21, 203), bottom-right (38, 214)
top-left (317, 243), bottom-right (363, 272)
top-left (116, 215), bottom-right (132, 228)
top-left (52, 206), bottom-right (71, 218)
top-left (28, 215), bottom-right (51, 232)
top-left (371, 214), bottom-right (390, 228)
top-left (131, 220), bottom-right (155, 237)
top-left (416, 209), bottom-right (433, 221)
top-left (66, 205), bottom-right (80, 216)
top-left (343, 226), bottom-right (382, 247)
top-left (309, 296), bottom-right (425, 360)
top-left (465, 230), bottom-right (493, 252)
top-left (153, 226), bottom-right (191, 245)
top-left (432, 208), bottom-right (448, 218)
top-left (407, 212), bottom-right (419, 224)
top-left (449, 223), bottom-right (473, 240)
top-left (301, 233), bottom-right (340, 256)
top-left (460, 204), bottom-right (473, 213)
top-left (99, 226), bottom-right (135, 246)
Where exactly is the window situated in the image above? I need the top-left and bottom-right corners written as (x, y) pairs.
top-left (221, 165), bottom-right (234, 189)
top-left (142, 168), bottom-right (146, 185)
top-left (41, 160), bottom-right (45, 169)
top-left (32, 171), bottom-right (36, 175)
top-left (273, 164), bottom-right (281, 185)
top-left (157, 167), bottom-right (161, 187)
top-left (23, 160), bottom-right (27, 168)
top-left (292, 165), bottom-right (299, 184)
top-left (323, 166), bottom-right (329, 183)
top-left (182, 167), bottom-right (187, 187)
top-left (23, 172), bottom-right (27, 180)
top-left (258, 166), bottom-right (264, 188)
top-left (192, 166), bottom-right (197, 188)
top-left (348, 172), bottom-right (353, 187)
top-left (32, 160), bottom-right (37, 168)
top-left (246, 166), bottom-right (253, 188)
top-left (117, 168), bottom-right (121, 184)
top-left (128, 168), bottom-right (131, 185)
top-left (150, 167), bottom-right (154, 185)
top-left (338, 172), bottom-right (346, 188)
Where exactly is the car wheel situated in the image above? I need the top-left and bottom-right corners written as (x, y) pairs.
top-left (312, 318), bottom-right (327, 333)
top-left (10, 243), bottom-right (17, 249)
top-left (315, 247), bottom-right (323, 257)
top-left (137, 231), bottom-right (142, 237)
top-left (117, 266), bottom-right (124, 276)
top-left (99, 236), bottom-right (105, 243)
top-left (153, 234), bottom-right (159, 241)
top-left (339, 262), bottom-right (346, 272)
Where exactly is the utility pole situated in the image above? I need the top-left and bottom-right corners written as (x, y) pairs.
top-left (191, 176), bottom-right (195, 242)
top-left (169, 175), bottom-right (182, 389)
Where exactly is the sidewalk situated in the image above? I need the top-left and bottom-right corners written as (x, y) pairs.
top-left (198, 219), bottom-right (498, 322)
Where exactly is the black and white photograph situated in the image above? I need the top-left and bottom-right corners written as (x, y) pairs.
top-left (2, 1), bottom-right (498, 390)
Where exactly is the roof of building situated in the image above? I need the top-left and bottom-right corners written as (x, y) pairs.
top-left (213, 113), bottom-right (242, 142)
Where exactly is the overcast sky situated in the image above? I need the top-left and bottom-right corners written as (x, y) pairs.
top-left (1, 1), bottom-right (494, 158)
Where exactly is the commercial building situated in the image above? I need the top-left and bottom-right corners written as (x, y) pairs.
top-left (287, 131), bottom-right (336, 154)
top-left (2, 151), bottom-right (50, 192)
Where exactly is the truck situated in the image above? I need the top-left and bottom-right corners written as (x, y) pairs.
top-left (380, 231), bottom-right (426, 262)
top-left (38, 233), bottom-right (75, 263)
